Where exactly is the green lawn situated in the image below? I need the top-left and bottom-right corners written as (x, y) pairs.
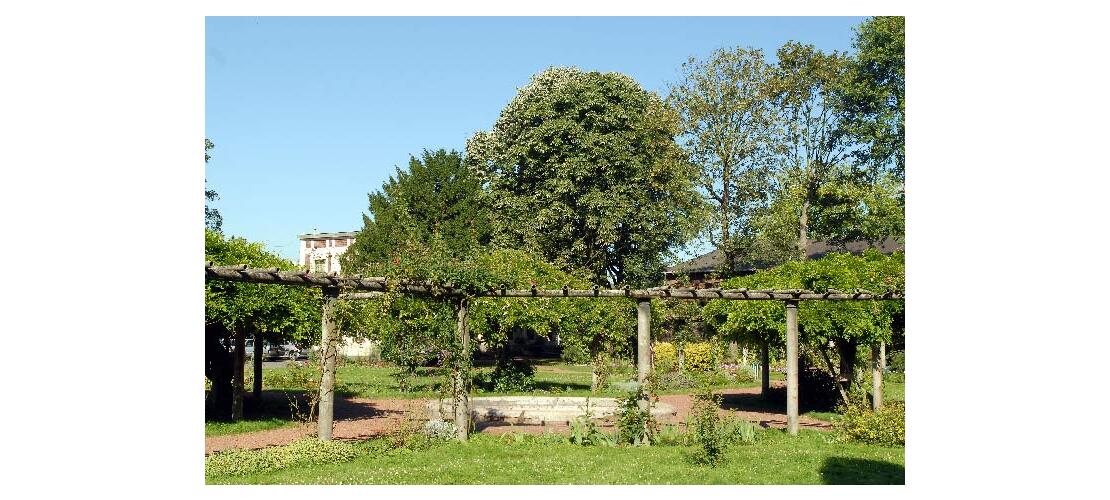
top-left (205, 417), bottom-right (293, 437)
top-left (207, 429), bottom-right (904, 485)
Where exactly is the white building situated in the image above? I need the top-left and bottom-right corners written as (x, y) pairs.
top-left (298, 231), bottom-right (358, 274)
top-left (297, 230), bottom-right (379, 360)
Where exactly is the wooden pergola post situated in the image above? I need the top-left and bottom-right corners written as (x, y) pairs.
top-left (317, 286), bottom-right (339, 440)
top-left (231, 330), bottom-right (246, 421)
top-left (872, 343), bottom-right (883, 410)
top-left (636, 298), bottom-right (651, 385)
top-left (760, 341), bottom-right (770, 398)
top-left (252, 331), bottom-right (263, 398)
top-left (785, 300), bottom-right (799, 436)
top-left (454, 298), bottom-right (471, 442)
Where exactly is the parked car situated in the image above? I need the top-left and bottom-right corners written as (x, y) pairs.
top-left (282, 344), bottom-right (309, 360)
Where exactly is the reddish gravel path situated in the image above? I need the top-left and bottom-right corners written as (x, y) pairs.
top-left (205, 384), bottom-right (831, 455)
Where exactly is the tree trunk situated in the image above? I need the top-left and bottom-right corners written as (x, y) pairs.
top-left (727, 341), bottom-right (739, 363)
top-left (677, 342), bottom-right (686, 372)
top-left (231, 329), bottom-right (246, 421)
top-left (799, 197), bottom-right (811, 259)
top-left (837, 340), bottom-right (858, 397)
top-left (721, 159), bottom-right (732, 274)
top-left (205, 323), bottom-right (234, 421)
top-left (760, 341), bottom-right (770, 397)
top-left (252, 331), bottom-right (263, 398)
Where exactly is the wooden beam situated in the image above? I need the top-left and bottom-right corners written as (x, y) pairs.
top-left (785, 300), bottom-right (799, 436)
top-left (316, 286), bottom-right (340, 440)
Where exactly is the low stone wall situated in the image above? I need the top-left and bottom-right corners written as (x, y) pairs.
top-left (426, 396), bottom-right (676, 425)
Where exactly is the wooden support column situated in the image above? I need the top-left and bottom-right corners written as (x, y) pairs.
top-left (636, 298), bottom-right (651, 385)
top-left (454, 298), bottom-right (471, 442)
top-left (785, 300), bottom-right (799, 436)
top-left (252, 331), bottom-right (263, 398)
top-left (872, 343), bottom-right (883, 410)
top-left (761, 341), bottom-right (770, 397)
top-left (317, 286), bottom-right (339, 440)
top-left (231, 330), bottom-right (246, 421)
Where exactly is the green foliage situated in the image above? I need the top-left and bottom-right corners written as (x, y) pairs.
top-left (569, 403), bottom-right (616, 447)
top-left (467, 66), bottom-right (705, 286)
top-left (844, 16), bottom-right (905, 177)
top-left (204, 438), bottom-right (359, 477)
top-left (614, 388), bottom-right (659, 446)
top-left (888, 350), bottom-right (905, 372)
top-left (682, 342), bottom-right (718, 374)
top-left (205, 229), bottom-right (321, 343)
top-left (342, 149), bottom-right (491, 271)
top-left (204, 138), bottom-right (222, 232)
top-left (688, 388), bottom-right (725, 466)
top-left (718, 416), bottom-right (757, 446)
top-left (836, 401), bottom-right (905, 447)
top-left (703, 250), bottom-right (904, 351)
top-left (667, 47), bottom-right (777, 273)
top-left (652, 342), bottom-right (677, 373)
top-left (477, 357), bottom-right (536, 393)
top-left (655, 424), bottom-right (689, 446)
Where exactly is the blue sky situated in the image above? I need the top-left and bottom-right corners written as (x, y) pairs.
top-left (205, 16), bottom-right (867, 262)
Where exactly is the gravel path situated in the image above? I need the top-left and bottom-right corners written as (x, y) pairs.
top-left (205, 383), bottom-right (831, 455)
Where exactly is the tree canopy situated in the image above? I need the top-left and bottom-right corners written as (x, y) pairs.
top-left (205, 229), bottom-right (321, 343)
top-left (205, 138), bottom-right (222, 232)
top-left (343, 149), bottom-right (491, 271)
top-left (466, 67), bottom-right (705, 287)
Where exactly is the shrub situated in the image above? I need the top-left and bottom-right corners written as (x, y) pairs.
top-left (836, 400), bottom-right (905, 446)
top-left (683, 342), bottom-right (717, 373)
top-left (688, 388), bottom-right (725, 466)
top-left (615, 388), bottom-right (658, 446)
top-left (478, 358), bottom-right (535, 392)
top-left (888, 350), bottom-right (905, 372)
top-left (569, 402), bottom-right (615, 447)
top-left (720, 363), bottom-right (756, 383)
top-left (655, 424), bottom-right (689, 446)
top-left (648, 370), bottom-right (699, 391)
top-left (718, 415), bottom-right (757, 445)
top-left (423, 420), bottom-right (458, 441)
top-left (885, 371), bottom-right (905, 383)
top-left (204, 438), bottom-right (359, 477)
top-left (653, 342), bottom-right (677, 373)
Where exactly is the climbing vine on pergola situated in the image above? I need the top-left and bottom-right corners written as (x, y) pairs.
top-left (205, 263), bottom-right (903, 441)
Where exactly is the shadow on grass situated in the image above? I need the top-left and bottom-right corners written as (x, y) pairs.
top-left (820, 457), bottom-right (905, 485)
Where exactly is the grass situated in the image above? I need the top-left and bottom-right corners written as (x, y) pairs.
top-left (207, 428), bottom-right (904, 485)
top-left (205, 418), bottom-right (295, 437)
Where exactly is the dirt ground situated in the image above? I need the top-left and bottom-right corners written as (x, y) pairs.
top-left (205, 383), bottom-right (831, 455)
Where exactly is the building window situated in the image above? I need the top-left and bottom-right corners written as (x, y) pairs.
top-left (312, 240), bottom-right (325, 249)
top-left (314, 259), bottom-right (326, 272)
top-left (335, 239), bottom-right (347, 247)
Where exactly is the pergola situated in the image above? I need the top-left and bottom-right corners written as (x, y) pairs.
top-left (205, 263), bottom-right (904, 440)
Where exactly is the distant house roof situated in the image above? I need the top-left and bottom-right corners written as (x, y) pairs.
top-left (297, 231), bottom-right (359, 240)
top-left (666, 237), bottom-right (904, 276)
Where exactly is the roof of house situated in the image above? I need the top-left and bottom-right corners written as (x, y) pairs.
top-left (297, 231), bottom-right (359, 240)
top-left (665, 237), bottom-right (904, 275)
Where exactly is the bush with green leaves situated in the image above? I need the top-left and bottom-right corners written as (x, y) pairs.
top-left (888, 350), bottom-right (905, 372)
top-left (615, 388), bottom-right (658, 446)
top-left (687, 388), bottom-right (726, 466)
top-left (653, 342), bottom-right (677, 373)
top-left (569, 403), bottom-right (616, 447)
top-left (478, 357), bottom-right (536, 393)
top-left (718, 415), bottom-right (757, 446)
top-left (836, 400), bottom-right (905, 446)
top-left (423, 420), bottom-right (459, 441)
top-left (682, 342), bottom-right (718, 373)
top-left (204, 438), bottom-right (359, 477)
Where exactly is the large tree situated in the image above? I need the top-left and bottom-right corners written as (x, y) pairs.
top-left (843, 16), bottom-right (905, 179)
top-left (667, 47), bottom-right (778, 275)
top-left (764, 42), bottom-right (858, 259)
top-left (343, 149), bottom-right (491, 270)
top-left (205, 229), bottom-right (320, 420)
top-left (466, 67), bottom-right (704, 287)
